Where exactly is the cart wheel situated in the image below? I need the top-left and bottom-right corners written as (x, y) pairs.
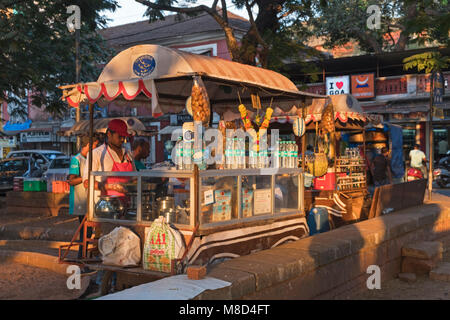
top-left (100, 271), bottom-right (115, 296)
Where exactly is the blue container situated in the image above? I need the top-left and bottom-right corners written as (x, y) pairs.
top-left (307, 207), bottom-right (330, 235)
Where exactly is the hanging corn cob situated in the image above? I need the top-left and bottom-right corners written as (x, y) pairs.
top-left (238, 104), bottom-right (253, 130)
top-left (260, 107), bottom-right (273, 130)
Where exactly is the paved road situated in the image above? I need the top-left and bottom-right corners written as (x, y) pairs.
top-left (434, 187), bottom-right (450, 198)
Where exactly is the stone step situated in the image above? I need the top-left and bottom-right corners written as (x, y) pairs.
top-left (401, 241), bottom-right (443, 260)
top-left (430, 262), bottom-right (450, 282)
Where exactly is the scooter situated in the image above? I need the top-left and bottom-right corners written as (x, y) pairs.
top-left (433, 167), bottom-right (450, 188)
top-left (434, 151), bottom-right (450, 188)
top-left (407, 167), bottom-right (424, 181)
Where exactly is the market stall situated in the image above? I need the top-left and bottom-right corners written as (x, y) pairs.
top-left (302, 94), bottom-right (382, 227)
top-left (58, 44), bottom-right (325, 288)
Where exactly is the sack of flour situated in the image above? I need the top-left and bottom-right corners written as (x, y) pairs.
top-left (143, 216), bottom-right (186, 273)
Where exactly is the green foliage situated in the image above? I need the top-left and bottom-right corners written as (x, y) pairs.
top-left (310, 0), bottom-right (450, 54)
top-left (403, 51), bottom-right (450, 73)
top-left (139, 0), bottom-right (321, 76)
top-left (0, 0), bottom-right (118, 117)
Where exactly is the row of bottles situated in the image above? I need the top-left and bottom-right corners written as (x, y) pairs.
top-left (174, 137), bottom-right (299, 170)
top-left (224, 139), bottom-right (299, 169)
top-left (175, 137), bottom-right (207, 170)
top-left (276, 141), bottom-right (299, 169)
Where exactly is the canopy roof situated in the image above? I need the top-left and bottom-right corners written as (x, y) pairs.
top-left (61, 117), bottom-right (154, 136)
top-left (304, 94), bottom-right (382, 124)
top-left (61, 44), bottom-right (324, 116)
top-left (268, 94), bottom-right (383, 127)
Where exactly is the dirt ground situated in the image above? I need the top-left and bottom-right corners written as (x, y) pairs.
top-left (1, 192), bottom-right (450, 300)
top-left (0, 261), bottom-right (92, 300)
top-left (347, 251), bottom-right (450, 300)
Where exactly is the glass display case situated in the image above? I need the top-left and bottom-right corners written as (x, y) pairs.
top-left (88, 167), bottom-right (305, 231)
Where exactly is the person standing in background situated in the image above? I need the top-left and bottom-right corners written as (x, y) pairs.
top-left (370, 147), bottom-right (392, 187)
top-left (68, 134), bottom-right (99, 259)
top-left (132, 138), bottom-right (150, 171)
top-left (438, 138), bottom-right (448, 163)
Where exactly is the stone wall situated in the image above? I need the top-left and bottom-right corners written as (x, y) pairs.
top-left (196, 202), bottom-right (450, 300)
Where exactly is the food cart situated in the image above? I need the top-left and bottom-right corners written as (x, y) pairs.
top-left (301, 94), bottom-right (382, 227)
top-left (269, 95), bottom-right (383, 227)
top-left (58, 44), bottom-right (325, 291)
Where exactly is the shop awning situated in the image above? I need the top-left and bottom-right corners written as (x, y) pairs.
top-left (268, 95), bottom-right (383, 125)
top-left (3, 119), bottom-right (32, 133)
top-left (304, 94), bottom-right (382, 124)
top-left (60, 44), bottom-right (325, 116)
top-left (62, 117), bottom-right (153, 136)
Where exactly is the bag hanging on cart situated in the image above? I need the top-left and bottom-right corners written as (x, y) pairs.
top-left (143, 216), bottom-right (186, 273)
top-left (98, 227), bottom-right (141, 267)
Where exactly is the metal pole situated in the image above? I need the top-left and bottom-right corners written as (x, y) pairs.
top-left (75, 28), bottom-right (81, 152)
top-left (85, 103), bottom-right (94, 259)
top-left (428, 73), bottom-right (434, 200)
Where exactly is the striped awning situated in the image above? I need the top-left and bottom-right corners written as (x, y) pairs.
top-left (61, 44), bottom-right (324, 116)
top-left (268, 95), bottom-right (383, 125)
top-left (303, 95), bottom-right (383, 124)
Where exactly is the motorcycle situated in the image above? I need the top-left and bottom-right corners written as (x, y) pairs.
top-left (434, 150), bottom-right (450, 188)
top-left (433, 167), bottom-right (450, 188)
top-left (438, 150), bottom-right (450, 169)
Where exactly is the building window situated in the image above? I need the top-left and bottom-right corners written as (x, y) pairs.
top-left (402, 129), bottom-right (416, 150)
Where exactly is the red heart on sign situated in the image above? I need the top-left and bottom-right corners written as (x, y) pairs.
top-left (336, 81), bottom-right (344, 89)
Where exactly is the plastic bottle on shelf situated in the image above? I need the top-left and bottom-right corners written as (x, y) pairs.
top-left (289, 141), bottom-right (293, 168)
top-left (242, 138), bottom-right (247, 169)
top-left (225, 136), bottom-right (232, 169)
top-left (286, 141), bottom-right (290, 168)
top-left (231, 138), bottom-right (237, 169)
top-left (265, 148), bottom-right (270, 168)
top-left (176, 137), bottom-right (183, 170)
top-left (258, 148), bottom-right (265, 168)
top-left (183, 140), bottom-right (192, 170)
top-left (279, 141), bottom-right (283, 168)
top-left (237, 138), bottom-right (241, 169)
top-left (286, 141), bottom-right (289, 168)
top-left (293, 142), bottom-right (298, 168)
top-left (288, 141), bottom-right (292, 168)
top-left (273, 140), bottom-right (280, 168)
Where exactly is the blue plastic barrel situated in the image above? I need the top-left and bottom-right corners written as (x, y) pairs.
top-left (307, 207), bottom-right (330, 235)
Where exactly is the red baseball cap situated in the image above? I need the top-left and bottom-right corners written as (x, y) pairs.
top-left (108, 119), bottom-right (130, 137)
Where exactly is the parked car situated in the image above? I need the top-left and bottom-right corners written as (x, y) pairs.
top-left (42, 156), bottom-right (71, 181)
top-left (6, 150), bottom-right (65, 171)
top-left (0, 157), bottom-right (34, 192)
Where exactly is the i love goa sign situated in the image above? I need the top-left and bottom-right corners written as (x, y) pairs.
top-left (326, 76), bottom-right (350, 95)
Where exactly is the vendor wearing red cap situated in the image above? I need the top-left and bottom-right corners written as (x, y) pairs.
top-left (83, 119), bottom-right (136, 196)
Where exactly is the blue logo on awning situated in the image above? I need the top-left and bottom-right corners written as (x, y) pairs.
top-left (133, 55), bottom-right (156, 77)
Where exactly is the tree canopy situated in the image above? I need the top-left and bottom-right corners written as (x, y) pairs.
top-left (0, 0), bottom-right (118, 117)
top-left (135, 0), bottom-right (322, 74)
top-left (311, 0), bottom-right (450, 54)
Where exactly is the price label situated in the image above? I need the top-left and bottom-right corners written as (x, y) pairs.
top-left (204, 189), bottom-right (214, 205)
